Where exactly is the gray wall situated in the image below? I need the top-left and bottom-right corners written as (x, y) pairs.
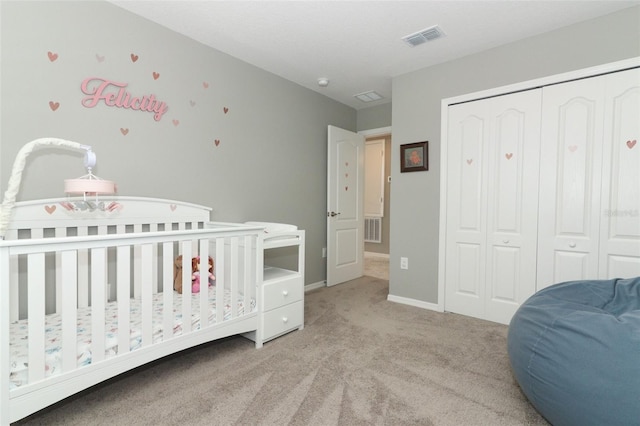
top-left (390, 6), bottom-right (640, 304)
top-left (357, 103), bottom-right (392, 131)
top-left (0, 1), bottom-right (356, 287)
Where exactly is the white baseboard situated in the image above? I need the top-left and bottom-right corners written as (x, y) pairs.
top-left (305, 280), bottom-right (326, 292)
top-left (364, 251), bottom-right (389, 259)
top-left (387, 294), bottom-right (443, 312)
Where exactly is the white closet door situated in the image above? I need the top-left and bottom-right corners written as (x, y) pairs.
top-left (484, 92), bottom-right (541, 323)
top-left (537, 77), bottom-right (606, 290)
top-left (599, 68), bottom-right (640, 278)
top-left (445, 90), bottom-right (541, 324)
top-left (445, 100), bottom-right (488, 320)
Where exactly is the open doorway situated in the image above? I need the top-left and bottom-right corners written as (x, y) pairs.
top-left (363, 132), bottom-right (391, 280)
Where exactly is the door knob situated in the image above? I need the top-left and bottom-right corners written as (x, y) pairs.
top-left (328, 211), bottom-right (341, 217)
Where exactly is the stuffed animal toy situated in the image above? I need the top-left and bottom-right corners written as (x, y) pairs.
top-left (173, 255), bottom-right (215, 294)
top-left (191, 256), bottom-right (215, 293)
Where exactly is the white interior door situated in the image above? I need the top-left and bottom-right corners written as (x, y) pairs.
top-left (327, 125), bottom-right (364, 286)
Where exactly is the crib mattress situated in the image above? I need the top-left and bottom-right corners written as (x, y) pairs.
top-left (10, 288), bottom-right (255, 389)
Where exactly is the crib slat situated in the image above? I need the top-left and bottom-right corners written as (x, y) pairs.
top-left (181, 242), bottom-right (193, 334)
top-left (97, 226), bottom-right (109, 303)
top-left (55, 227), bottom-right (66, 313)
top-left (141, 244), bottom-right (154, 347)
top-left (61, 250), bottom-right (78, 372)
top-left (162, 242), bottom-right (174, 341)
top-left (77, 226), bottom-right (89, 308)
top-left (215, 237), bottom-right (225, 324)
top-left (1, 246), bottom-right (11, 421)
top-left (30, 228), bottom-right (44, 239)
top-left (8, 229), bottom-right (19, 322)
top-left (199, 240), bottom-right (209, 328)
top-left (133, 224), bottom-right (142, 298)
top-left (150, 223), bottom-right (159, 294)
top-left (90, 248), bottom-right (106, 363)
top-left (28, 253), bottom-right (46, 383)
top-left (243, 235), bottom-right (252, 314)
top-left (230, 237), bottom-right (239, 319)
top-left (116, 245), bottom-right (131, 355)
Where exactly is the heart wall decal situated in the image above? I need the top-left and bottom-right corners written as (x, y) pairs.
top-left (120, 128), bottom-right (129, 135)
top-left (466, 159), bottom-right (473, 165)
top-left (627, 139), bottom-right (637, 149)
top-left (152, 72), bottom-right (160, 80)
top-left (44, 205), bottom-right (56, 214)
top-left (214, 139), bottom-right (220, 146)
top-left (568, 145), bottom-right (578, 152)
top-left (47, 51), bottom-right (58, 62)
top-left (505, 153), bottom-right (513, 160)
top-left (130, 53), bottom-right (139, 62)
top-left (49, 101), bottom-right (60, 111)
top-left (96, 54), bottom-right (105, 63)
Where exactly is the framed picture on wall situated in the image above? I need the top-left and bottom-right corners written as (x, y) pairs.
top-left (400, 141), bottom-right (428, 172)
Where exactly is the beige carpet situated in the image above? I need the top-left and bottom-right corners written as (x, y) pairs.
top-left (15, 277), bottom-right (548, 425)
top-left (364, 253), bottom-right (389, 281)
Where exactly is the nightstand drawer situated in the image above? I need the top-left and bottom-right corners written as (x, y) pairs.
top-left (263, 300), bottom-right (303, 340)
top-left (263, 274), bottom-right (303, 311)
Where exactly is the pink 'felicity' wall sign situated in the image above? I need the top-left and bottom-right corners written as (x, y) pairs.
top-left (80, 77), bottom-right (168, 121)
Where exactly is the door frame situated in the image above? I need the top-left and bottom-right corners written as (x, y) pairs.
top-left (438, 57), bottom-right (640, 313)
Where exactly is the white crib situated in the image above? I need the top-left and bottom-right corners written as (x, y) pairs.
top-left (0, 196), bottom-right (267, 424)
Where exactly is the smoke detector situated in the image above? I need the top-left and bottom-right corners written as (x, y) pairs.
top-left (402, 25), bottom-right (445, 47)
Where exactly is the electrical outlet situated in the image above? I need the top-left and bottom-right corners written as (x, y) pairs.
top-left (400, 257), bottom-right (408, 270)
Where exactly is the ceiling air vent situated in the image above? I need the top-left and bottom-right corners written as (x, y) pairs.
top-left (354, 90), bottom-right (383, 103)
top-left (402, 25), bottom-right (445, 47)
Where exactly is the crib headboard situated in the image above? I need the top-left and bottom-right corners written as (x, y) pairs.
top-left (4, 196), bottom-right (212, 239)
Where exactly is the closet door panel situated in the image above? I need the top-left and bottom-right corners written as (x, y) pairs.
top-left (485, 91), bottom-right (541, 323)
top-left (537, 78), bottom-right (605, 290)
top-left (445, 107), bottom-right (487, 318)
top-left (454, 243), bottom-right (482, 296)
top-left (445, 90), bottom-right (540, 324)
top-left (600, 68), bottom-right (640, 278)
top-left (552, 251), bottom-right (589, 283)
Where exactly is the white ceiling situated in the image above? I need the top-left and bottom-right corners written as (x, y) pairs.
top-left (110, 0), bottom-right (640, 110)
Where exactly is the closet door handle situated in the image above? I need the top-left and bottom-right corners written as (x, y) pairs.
top-left (328, 211), bottom-right (341, 217)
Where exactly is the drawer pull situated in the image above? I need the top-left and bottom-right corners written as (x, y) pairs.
top-left (282, 317), bottom-right (289, 323)
top-left (569, 242), bottom-right (576, 248)
top-left (282, 290), bottom-right (289, 297)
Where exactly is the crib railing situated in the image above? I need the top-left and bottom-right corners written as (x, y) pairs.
top-left (0, 224), bottom-right (263, 389)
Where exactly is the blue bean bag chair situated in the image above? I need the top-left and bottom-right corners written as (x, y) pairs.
top-left (508, 276), bottom-right (640, 426)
